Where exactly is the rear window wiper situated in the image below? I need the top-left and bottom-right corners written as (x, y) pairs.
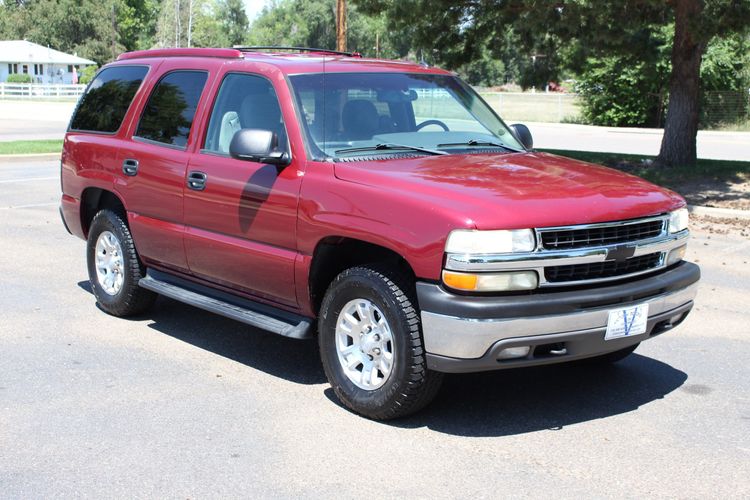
top-left (437, 139), bottom-right (519, 152)
top-left (334, 143), bottom-right (448, 156)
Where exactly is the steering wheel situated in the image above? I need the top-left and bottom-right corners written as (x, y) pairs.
top-left (415, 119), bottom-right (450, 131)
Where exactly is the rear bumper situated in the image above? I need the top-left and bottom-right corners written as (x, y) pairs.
top-left (417, 262), bottom-right (700, 373)
top-left (60, 194), bottom-right (83, 238)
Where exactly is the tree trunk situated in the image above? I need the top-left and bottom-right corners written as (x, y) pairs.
top-left (657, 0), bottom-right (706, 167)
top-left (336, 0), bottom-right (347, 52)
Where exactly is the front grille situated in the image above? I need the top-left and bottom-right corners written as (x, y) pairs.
top-left (545, 252), bottom-right (662, 283)
top-left (540, 219), bottom-right (664, 250)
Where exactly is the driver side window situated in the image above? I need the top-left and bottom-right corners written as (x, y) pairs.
top-left (203, 73), bottom-right (287, 155)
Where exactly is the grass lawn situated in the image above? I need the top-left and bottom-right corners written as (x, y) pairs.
top-left (539, 148), bottom-right (750, 186)
top-left (0, 139), bottom-right (63, 155)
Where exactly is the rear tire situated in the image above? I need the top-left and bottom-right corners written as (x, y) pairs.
top-left (86, 209), bottom-right (156, 317)
top-left (318, 264), bottom-right (443, 420)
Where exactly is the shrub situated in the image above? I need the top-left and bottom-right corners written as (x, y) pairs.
top-left (575, 55), bottom-right (670, 127)
top-left (79, 65), bottom-right (98, 85)
top-left (6, 73), bottom-right (33, 83)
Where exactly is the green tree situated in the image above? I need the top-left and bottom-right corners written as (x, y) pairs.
top-left (155, 0), bottom-right (232, 48)
top-left (246, 0), bottom-right (410, 58)
top-left (0, 0), bottom-right (125, 64)
top-left (118, 0), bottom-right (160, 51)
top-left (218, 0), bottom-right (249, 46)
top-left (353, 0), bottom-right (750, 167)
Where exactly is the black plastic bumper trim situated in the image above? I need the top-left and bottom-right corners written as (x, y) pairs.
top-left (417, 261), bottom-right (700, 320)
top-left (59, 205), bottom-right (72, 235)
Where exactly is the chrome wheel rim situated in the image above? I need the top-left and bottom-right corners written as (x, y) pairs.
top-left (94, 231), bottom-right (125, 296)
top-left (335, 298), bottom-right (395, 390)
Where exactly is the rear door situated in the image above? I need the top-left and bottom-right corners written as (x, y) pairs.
top-left (116, 59), bottom-right (213, 272)
top-left (182, 70), bottom-right (303, 307)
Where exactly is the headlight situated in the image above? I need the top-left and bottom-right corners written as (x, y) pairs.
top-left (445, 229), bottom-right (536, 254)
top-left (668, 208), bottom-right (689, 233)
top-left (442, 270), bottom-right (539, 292)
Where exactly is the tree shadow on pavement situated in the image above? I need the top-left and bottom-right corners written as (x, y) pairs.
top-left (376, 354), bottom-right (687, 437)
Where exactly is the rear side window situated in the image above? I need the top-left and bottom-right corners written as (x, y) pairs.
top-left (135, 70), bottom-right (208, 148)
top-left (70, 66), bottom-right (148, 133)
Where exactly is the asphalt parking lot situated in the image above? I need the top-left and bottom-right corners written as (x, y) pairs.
top-left (1, 158), bottom-right (749, 498)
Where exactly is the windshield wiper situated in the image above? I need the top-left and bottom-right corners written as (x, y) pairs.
top-left (334, 143), bottom-right (448, 156)
top-left (437, 139), bottom-right (519, 152)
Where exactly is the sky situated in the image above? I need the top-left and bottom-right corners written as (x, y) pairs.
top-left (243, 0), bottom-right (271, 22)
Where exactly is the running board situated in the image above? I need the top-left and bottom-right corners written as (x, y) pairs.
top-left (139, 270), bottom-right (313, 340)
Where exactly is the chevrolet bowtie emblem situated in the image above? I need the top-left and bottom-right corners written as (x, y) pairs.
top-left (606, 245), bottom-right (637, 262)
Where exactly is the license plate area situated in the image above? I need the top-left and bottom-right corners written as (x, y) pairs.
top-left (605, 303), bottom-right (649, 340)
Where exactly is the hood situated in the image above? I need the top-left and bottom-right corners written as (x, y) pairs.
top-left (333, 152), bottom-right (685, 230)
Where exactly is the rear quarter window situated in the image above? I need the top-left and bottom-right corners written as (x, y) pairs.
top-left (70, 66), bottom-right (148, 133)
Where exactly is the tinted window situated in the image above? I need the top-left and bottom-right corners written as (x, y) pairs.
top-left (136, 71), bottom-right (208, 148)
top-left (70, 66), bottom-right (148, 133)
top-left (203, 73), bottom-right (287, 154)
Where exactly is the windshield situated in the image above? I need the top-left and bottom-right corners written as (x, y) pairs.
top-left (288, 72), bottom-right (524, 160)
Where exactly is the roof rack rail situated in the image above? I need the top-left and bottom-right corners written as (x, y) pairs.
top-left (233, 46), bottom-right (362, 58)
top-left (118, 48), bottom-right (243, 61)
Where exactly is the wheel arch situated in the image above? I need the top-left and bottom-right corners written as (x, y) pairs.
top-left (308, 236), bottom-right (417, 316)
top-left (80, 187), bottom-right (127, 238)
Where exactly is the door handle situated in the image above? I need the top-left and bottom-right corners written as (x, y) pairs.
top-left (122, 158), bottom-right (139, 176)
top-left (187, 171), bottom-right (207, 191)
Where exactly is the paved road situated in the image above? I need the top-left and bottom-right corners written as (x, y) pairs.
top-left (528, 122), bottom-right (750, 162)
top-left (0, 101), bottom-right (73, 141)
top-left (1, 100), bottom-right (749, 161)
top-left (1, 159), bottom-right (749, 498)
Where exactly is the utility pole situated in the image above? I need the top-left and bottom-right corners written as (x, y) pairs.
top-left (111, 3), bottom-right (117, 61)
top-left (336, 0), bottom-right (347, 52)
top-left (175, 0), bottom-right (181, 48)
top-left (375, 33), bottom-right (380, 58)
top-left (187, 0), bottom-right (193, 48)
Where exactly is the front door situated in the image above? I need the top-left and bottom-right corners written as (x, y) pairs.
top-left (183, 72), bottom-right (302, 307)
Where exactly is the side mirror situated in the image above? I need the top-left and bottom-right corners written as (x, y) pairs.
top-left (510, 123), bottom-right (533, 150)
top-left (229, 128), bottom-right (290, 167)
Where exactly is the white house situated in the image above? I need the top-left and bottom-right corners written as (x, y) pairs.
top-left (0, 40), bottom-right (96, 84)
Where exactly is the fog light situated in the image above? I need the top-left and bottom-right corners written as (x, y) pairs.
top-left (497, 346), bottom-right (531, 360)
top-left (667, 245), bottom-right (687, 266)
top-left (442, 270), bottom-right (538, 292)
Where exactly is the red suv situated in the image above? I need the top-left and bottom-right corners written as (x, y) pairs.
top-left (60, 47), bottom-right (699, 419)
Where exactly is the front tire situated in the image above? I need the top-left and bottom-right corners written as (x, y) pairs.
top-left (318, 265), bottom-right (443, 420)
top-left (86, 209), bottom-right (156, 317)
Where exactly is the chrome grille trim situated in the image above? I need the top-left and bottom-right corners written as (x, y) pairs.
top-left (444, 215), bottom-right (689, 287)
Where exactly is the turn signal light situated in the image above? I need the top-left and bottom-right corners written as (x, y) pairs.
top-left (442, 270), bottom-right (538, 292)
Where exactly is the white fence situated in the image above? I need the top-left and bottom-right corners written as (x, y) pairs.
top-left (477, 92), bottom-right (582, 123)
top-left (0, 83), bottom-right (86, 99)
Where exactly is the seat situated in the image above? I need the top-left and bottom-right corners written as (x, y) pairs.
top-left (217, 111), bottom-right (241, 154)
top-left (341, 100), bottom-right (380, 140)
top-left (239, 94), bottom-right (286, 147)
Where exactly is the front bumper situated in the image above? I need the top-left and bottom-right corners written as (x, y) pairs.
top-left (417, 261), bottom-right (700, 373)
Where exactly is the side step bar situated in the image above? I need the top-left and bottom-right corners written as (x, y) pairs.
top-left (139, 270), bottom-right (313, 340)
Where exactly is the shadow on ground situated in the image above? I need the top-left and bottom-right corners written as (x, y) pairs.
top-left (78, 281), bottom-right (325, 385)
top-left (79, 280), bottom-right (688, 436)
top-left (384, 354), bottom-right (686, 437)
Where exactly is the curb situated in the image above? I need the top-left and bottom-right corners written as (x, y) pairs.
top-left (0, 153), bottom-right (61, 161)
top-left (688, 204), bottom-right (750, 220)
